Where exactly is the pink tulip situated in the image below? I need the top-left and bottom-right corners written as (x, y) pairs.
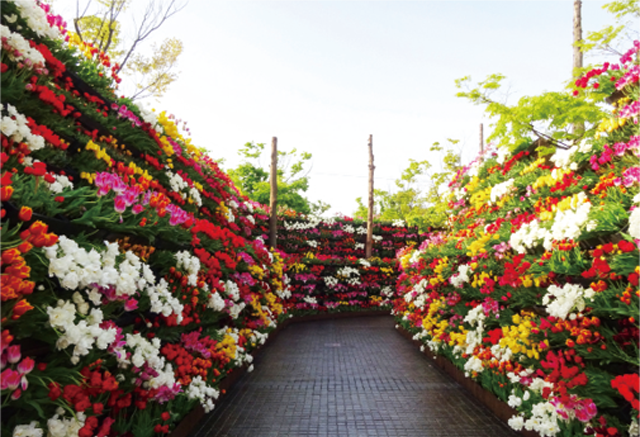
top-left (6, 345), bottom-right (20, 364)
top-left (17, 357), bottom-right (34, 375)
top-left (1, 368), bottom-right (21, 390)
top-left (11, 388), bottom-right (22, 400)
top-left (124, 298), bottom-right (138, 312)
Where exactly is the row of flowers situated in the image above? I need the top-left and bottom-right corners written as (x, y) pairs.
top-left (1, 2), bottom-right (294, 436)
top-left (392, 46), bottom-right (639, 437)
top-left (252, 213), bottom-right (417, 314)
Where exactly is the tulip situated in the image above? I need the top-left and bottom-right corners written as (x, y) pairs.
top-left (1, 368), bottom-right (21, 390)
top-left (6, 345), bottom-right (21, 364)
top-left (18, 206), bottom-right (32, 222)
top-left (17, 357), bottom-right (34, 374)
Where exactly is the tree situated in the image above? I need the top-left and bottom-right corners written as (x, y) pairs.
top-left (227, 142), bottom-right (330, 215)
top-left (455, 74), bottom-right (605, 155)
top-left (72, 0), bottom-right (186, 100)
top-left (353, 140), bottom-right (461, 232)
top-left (578, 0), bottom-right (639, 57)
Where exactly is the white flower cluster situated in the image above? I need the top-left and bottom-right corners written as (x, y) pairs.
top-left (507, 389), bottom-right (531, 408)
top-left (630, 208), bottom-right (640, 240)
top-left (510, 193), bottom-right (593, 253)
top-left (47, 300), bottom-right (117, 364)
top-left (306, 240), bottom-right (318, 248)
top-left (358, 259), bottom-right (371, 267)
top-left (549, 140), bottom-right (592, 170)
top-left (408, 249), bottom-right (423, 266)
top-left (463, 305), bottom-right (486, 359)
top-left (46, 411), bottom-right (86, 437)
top-left (284, 217), bottom-right (322, 231)
top-left (323, 276), bottom-right (338, 287)
top-left (175, 250), bottom-right (201, 286)
top-left (542, 283), bottom-right (595, 320)
top-left (303, 296), bottom-right (318, 305)
top-left (185, 375), bottom-right (220, 413)
top-left (403, 278), bottom-right (427, 306)
top-left (45, 236), bottom-right (183, 321)
top-left (343, 224), bottom-right (355, 233)
top-left (336, 266), bottom-right (361, 285)
top-left (11, 421), bottom-right (43, 437)
top-left (392, 219), bottom-right (405, 227)
top-left (1, 104), bottom-right (45, 151)
top-left (490, 178), bottom-right (515, 204)
top-left (147, 279), bottom-right (184, 322)
top-left (354, 242), bottom-right (364, 250)
top-left (224, 280), bottom-right (240, 301)
top-left (380, 286), bottom-right (394, 298)
top-left (138, 105), bottom-right (161, 132)
top-left (228, 301), bottom-right (246, 319)
top-left (46, 173), bottom-right (73, 194)
top-left (450, 264), bottom-right (473, 288)
top-left (189, 186), bottom-right (202, 207)
top-left (207, 290), bottom-right (226, 311)
top-left (356, 226), bottom-right (367, 234)
top-left (546, 193), bottom-right (593, 248)
top-left (1, 23), bottom-right (46, 68)
top-left (496, 146), bottom-right (511, 165)
top-left (166, 170), bottom-right (188, 196)
top-left (372, 234), bottom-right (383, 241)
top-left (513, 401), bottom-right (561, 437)
top-left (11, 0), bottom-right (62, 40)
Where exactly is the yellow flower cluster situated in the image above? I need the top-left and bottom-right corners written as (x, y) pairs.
top-left (265, 292), bottom-right (283, 317)
top-left (499, 312), bottom-right (545, 360)
top-left (448, 326), bottom-right (469, 349)
top-left (466, 232), bottom-right (493, 257)
top-left (469, 186), bottom-right (492, 210)
top-left (85, 140), bottom-right (113, 166)
top-left (520, 157), bottom-right (546, 176)
top-left (422, 297), bottom-right (448, 343)
top-left (428, 257), bottom-right (449, 286)
top-left (66, 32), bottom-right (99, 61)
top-left (471, 271), bottom-right (495, 289)
top-left (289, 262), bottom-right (307, 273)
top-left (249, 295), bottom-right (273, 327)
top-left (532, 168), bottom-right (571, 191)
top-left (380, 266), bottom-right (395, 276)
top-left (248, 264), bottom-right (265, 280)
top-left (595, 116), bottom-right (626, 139)
top-left (80, 172), bottom-right (95, 184)
top-left (216, 331), bottom-right (238, 360)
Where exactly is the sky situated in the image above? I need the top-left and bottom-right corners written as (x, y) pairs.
top-left (51, 0), bottom-right (615, 216)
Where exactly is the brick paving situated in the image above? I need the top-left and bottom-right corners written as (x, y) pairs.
top-left (189, 315), bottom-right (519, 437)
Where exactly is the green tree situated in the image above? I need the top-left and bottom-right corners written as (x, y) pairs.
top-left (454, 74), bottom-right (605, 155)
top-left (578, 0), bottom-right (639, 57)
top-left (71, 0), bottom-right (186, 100)
top-left (354, 140), bottom-right (461, 231)
top-left (227, 142), bottom-right (330, 215)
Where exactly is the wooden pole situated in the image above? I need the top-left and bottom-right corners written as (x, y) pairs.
top-left (479, 123), bottom-right (484, 153)
top-left (365, 135), bottom-right (374, 259)
top-left (572, 0), bottom-right (584, 135)
top-left (269, 137), bottom-right (278, 248)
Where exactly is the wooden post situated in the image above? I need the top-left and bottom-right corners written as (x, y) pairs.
top-left (572, 0), bottom-right (584, 135)
top-left (269, 137), bottom-right (278, 248)
top-left (479, 123), bottom-right (484, 153)
top-left (365, 135), bottom-right (374, 259)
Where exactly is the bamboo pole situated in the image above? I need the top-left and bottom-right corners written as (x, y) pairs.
top-left (365, 135), bottom-right (374, 259)
top-left (269, 137), bottom-right (278, 248)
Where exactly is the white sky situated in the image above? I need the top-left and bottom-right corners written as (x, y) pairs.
top-left (51, 0), bottom-right (614, 216)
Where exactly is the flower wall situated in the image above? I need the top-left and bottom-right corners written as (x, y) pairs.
top-left (393, 46), bottom-right (639, 437)
top-left (1, 2), bottom-right (292, 436)
top-left (255, 214), bottom-right (420, 314)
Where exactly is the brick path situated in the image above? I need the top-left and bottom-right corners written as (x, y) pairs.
top-left (190, 315), bottom-right (519, 437)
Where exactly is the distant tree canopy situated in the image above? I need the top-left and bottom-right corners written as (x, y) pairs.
top-left (354, 140), bottom-right (461, 232)
top-left (71, 0), bottom-right (186, 100)
top-left (227, 142), bottom-right (331, 216)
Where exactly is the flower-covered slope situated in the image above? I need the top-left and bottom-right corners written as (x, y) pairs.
top-left (393, 46), bottom-right (639, 437)
top-left (1, 2), bottom-right (291, 436)
top-left (254, 213), bottom-right (420, 313)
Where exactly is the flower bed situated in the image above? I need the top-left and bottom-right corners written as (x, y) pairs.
top-left (1, 2), bottom-right (292, 436)
top-left (254, 213), bottom-right (420, 314)
top-left (392, 46), bottom-right (639, 437)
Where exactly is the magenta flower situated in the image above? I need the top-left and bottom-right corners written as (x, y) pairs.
top-left (6, 345), bottom-right (20, 364)
top-left (1, 368), bottom-right (21, 390)
top-left (17, 357), bottom-right (34, 375)
top-left (132, 204), bottom-right (145, 215)
top-left (124, 298), bottom-right (138, 312)
top-left (114, 195), bottom-right (127, 213)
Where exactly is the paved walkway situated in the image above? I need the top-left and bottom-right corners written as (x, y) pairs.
top-left (189, 316), bottom-right (519, 437)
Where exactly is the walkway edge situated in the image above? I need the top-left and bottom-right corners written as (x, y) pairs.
top-left (169, 309), bottom-right (391, 437)
top-left (394, 325), bottom-right (539, 437)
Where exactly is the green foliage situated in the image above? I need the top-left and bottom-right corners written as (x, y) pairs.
top-left (455, 76), bottom-right (606, 153)
top-left (353, 140), bottom-right (461, 231)
top-left (227, 142), bottom-right (330, 215)
top-left (578, 0), bottom-right (640, 57)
